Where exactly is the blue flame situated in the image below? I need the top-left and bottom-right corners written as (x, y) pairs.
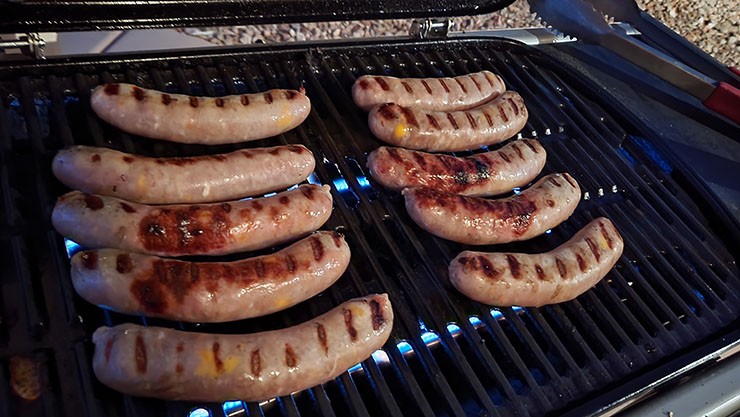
top-left (188, 408), bottom-right (211, 417)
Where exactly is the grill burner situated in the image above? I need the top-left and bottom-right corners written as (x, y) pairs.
top-left (0, 38), bottom-right (738, 417)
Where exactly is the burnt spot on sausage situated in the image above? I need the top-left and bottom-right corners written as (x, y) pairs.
top-left (241, 95), bottom-right (250, 106)
top-left (399, 107), bottom-right (419, 129)
top-left (478, 255), bottom-right (501, 280)
top-left (264, 92), bottom-right (273, 104)
top-left (446, 113), bottom-right (459, 130)
top-left (255, 259), bottom-right (265, 278)
top-left (301, 185), bottom-right (318, 200)
top-left (215, 98), bottom-right (225, 107)
top-left (176, 342), bottom-right (184, 353)
top-left (376, 103), bottom-right (398, 121)
top-left (465, 112), bottom-right (477, 129)
top-left (91, 153), bottom-right (101, 162)
top-left (122, 156), bottom-right (134, 163)
top-left (284, 90), bottom-right (299, 100)
top-left (376, 78), bottom-right (390, 91)
top-left (439, 79), bottom-right (450, 93)
top-left (317, 324), bottom-right (329, 355)
top-left (212, 343), bottom-right (224, 373)
top-left (563, 174), bottom-right (577, 189)
top-left (130, 276), bottom-right (169, 314)
top-left (471, 76), bottom-right (482, 92)
top-left (138, 205), bottom-right (231, 254)
top-left (484, 72), bottom-right (496, 87)
top-left (454, 78), bottom-right (468, 93)
top-left (287, 145), bottom-right (305, 154)
top-left (508, 98), bottom-right (519, 116)
top-left (506, 255), bottom-right (522, 279)
top-left (132, 87), bottom-right (146, 101)
top-left (412, 151), bottom-right (429, 170)
top-left (426, 114), bottom-right (440, 130)
top-left (453, 170), bottom-right (468, 185)
top-left (331, 232), bottom-right (343, 247)
top-left (401, 81), bottom-right (413, 94)
top-left (370, 299), bottom-right (385, 330)
top-left (116, 254), bottom-right (134, 274)
top-left (344, 309), bottom-right (358, 341)
top-left (548, 177), bottom-right (562, 187)
top-left (310, 236), bottom-right (324, 261)
top-left (161, 94), bottom-right (172, 105)
top-left (285, 344), bottom-right (297, 368)
top-left (513, 144), bottom-right (525, 160)
top-left (135, 335), bottom-right (147, 373)
top-left (599, 222), bottom-right (615, 249)
top-left (498, 103), bottom-right (509, 122)
top-left (120, 202), bottom-right (136, 213)
top-left (251, 200), bottom-right (264, 211)
top-left (189, 97), bottom-right (198, 108)
top-left (221, 203), bottom-right (231, 213)
top-left (551, 284), bottom-right (562, 300)
top-left (103, 83), bottom-right (120, 95)
top-left (104, 338), bottom-right (114, 363)
top-left (279, 196), bottom-right (290, 207)
top-left (175, 364), bottom-right (183, 374)
top-left (482, 111), bottom-right (494, 127)
top-left (498, 151), bottom-right (511, 163)
top-left (586, 238), bottom-right (601, 262)
top-left (523, 140), bottom-right (538, 153)
top-left (535, 264), bottom-right (548, 281)
top-left (576, 254), bottom-right (587, 273)
top-left (83, 194), bottom-right (104, 210)
top-left (358, 79), bottom-right (370, 90)
top-left (474, 158), bottom-right (491, 181)
top-left (286, 254), bottom-right (297, 273)
top-left (420, 80), bottom-right (432, 94)
top-left (251, 350), bottom-right (261, 377)
top-left (556, 258), bottom-right (567, 278)
top-left (385, 147), bottom-right (404, 164)
top-left (80, 251), bottom-right (98, 270)
top-left (546, 199), bottom-right (555, 207)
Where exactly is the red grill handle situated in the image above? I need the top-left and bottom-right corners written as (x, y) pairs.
top-left (703, 82), bottom-right (740, 125)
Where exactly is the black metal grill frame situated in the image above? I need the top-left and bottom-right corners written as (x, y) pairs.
top-left (1, 37), bottom-right (738, 417)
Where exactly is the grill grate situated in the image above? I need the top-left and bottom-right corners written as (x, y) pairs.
top-left (1, 38), bottom-right (738, 417)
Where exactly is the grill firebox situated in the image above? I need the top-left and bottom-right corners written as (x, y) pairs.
top-left (1, 38), bottom-right (738, 417)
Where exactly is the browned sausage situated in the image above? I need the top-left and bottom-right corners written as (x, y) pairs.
top-left (367, 139), bottom-right (546, 197)
top-left (352, 70), bottom-right (506, 111)
top-left (92, 294), bottom-right (394, 402)
top-left (52, 145), bottom-right (316, 204)
top-left (52, 184), bottom-right (333, 257)
top-left (90, 83), bottom-right (311, 144)
top-left (70, 231), bottom-right (350, 322)
top-left (449, 217), bottom-right (624, 306)
top-left (403, 173), bottom-right (581, 245)
top-left (367, 91), bottom-right (528, 152)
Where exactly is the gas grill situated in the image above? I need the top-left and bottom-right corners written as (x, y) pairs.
top-left (1, 1), bottom-right (739, 416)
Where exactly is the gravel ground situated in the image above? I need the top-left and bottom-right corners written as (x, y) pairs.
top-left (182, 0), bottom-right (738, 67)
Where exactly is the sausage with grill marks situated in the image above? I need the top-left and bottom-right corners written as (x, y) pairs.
top-left (352, 70), bottom-right (506, 111)
top-left (403, 173), bottom-right (580, 245)
top-left (52, 184), bottom-right (332, 257)
top-left (92, 294), bottom-right (393, 402)
top-left (368, 91), bottom-right (528, 152)
top-left (449, 217), bottom-right (624, 306)
top-left (90, 83), bottom-right (311, 144)
top-left (71, 231), bottom-right (350, 323)
top-left (52, 145), bottom-right (315, 204)
top-left (367, 139), bottom-right (546, 197)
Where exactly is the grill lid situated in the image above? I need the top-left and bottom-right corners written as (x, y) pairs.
top-left (0, 0), bottom-right (515, 34)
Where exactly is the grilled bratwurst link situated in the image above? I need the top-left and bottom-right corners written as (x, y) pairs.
top-left (368, 91), bottom-right (528, 152)
top-left (367, 139), bottom-right (546, 197)
top-left (92, 294), bottom-right (394, 402)
top-left (403, 173), bottom-right (580, 245)
top-left (450, 217), bottom-right (624, 306)
top-left (90, 83), bottom-right (311, 144)
top-left (352, 71), bottom-right (506, 111)
top-left (52, 184), bottom-right (332, 257)
top-left (52, 145), bottom-right (316, 204)
top-left (71, 231), bottom-right (350, 322)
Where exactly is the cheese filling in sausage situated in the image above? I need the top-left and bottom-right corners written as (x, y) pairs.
top-left (403, 173), bottom-right (580, 245)
top-left (368, 91), bottom-right (528, 152)
top-left (52, 145), bottom-right (316, 204)
top-left (71, 231), bottom-right (350, 322)
top-left (352, 70), bottom-right (506, 111)
top-left (52, 184), bottom-right (333, 257)
top-left (90, 83), bottom-right (311, 144)
top-left (92, 294), bottom-right (394, 402)
top-left (367, 139), bottom-right (546, 197)
top-left (449, 217), bottom-right (624, 306)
